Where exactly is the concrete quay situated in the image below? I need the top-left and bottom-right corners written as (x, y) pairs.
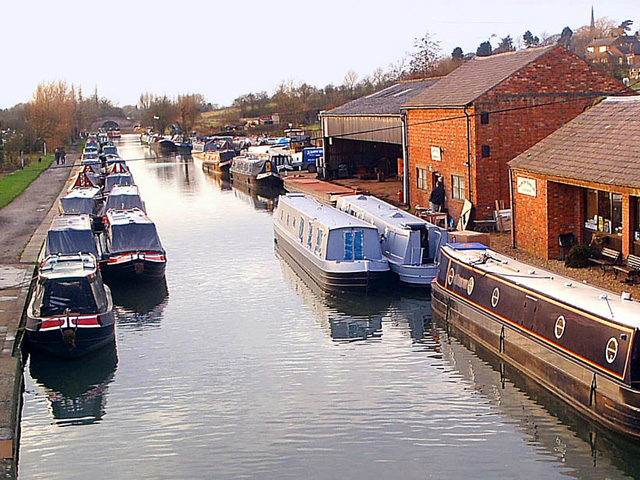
top-left (0, 156), bottom-right (75, 478)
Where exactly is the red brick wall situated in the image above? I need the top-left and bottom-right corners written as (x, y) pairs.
top-left (513, 174), bottom-right (549, 258)
top-left (513, 172), bottom-right (584, 260)
top-left (406, 45), bottom-right (628, 222)
top-left (406, 107), bottom-right (473, 220)
top-left (545, 181), bottom-right (583, 259)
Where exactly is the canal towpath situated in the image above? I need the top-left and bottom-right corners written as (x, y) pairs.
top-left (0, 152), bottom-right (75, 477)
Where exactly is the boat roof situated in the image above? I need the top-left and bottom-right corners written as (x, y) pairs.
top-left (108, 184), bottom-right (140, 196)
top-left (442, 244), bottom-right (640, 329)
top-left (49, 214), bottom-right (92, 231)
top-left (279, 193), bottom-right (378, 230)
top-left (338, 194), bottom-right (431, 229)
top-left (106, 208), bottom-right (153, 226)
top-left (40, 253), bottom-right (98, 279)
top-left (63, 187), bottom-right (100, 199)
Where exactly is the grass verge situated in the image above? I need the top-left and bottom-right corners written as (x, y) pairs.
top-left (0, 155), bottom-right (55, 209)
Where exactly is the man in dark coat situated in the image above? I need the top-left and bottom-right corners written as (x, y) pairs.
top-left (429, 181), bottom-right (445, 212)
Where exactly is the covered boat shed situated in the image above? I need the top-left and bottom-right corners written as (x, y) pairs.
top-left (319, 79), bottom-right (438, 202)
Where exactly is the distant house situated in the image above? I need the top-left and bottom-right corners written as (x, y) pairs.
top-left (319, 79), bottom-right (438, 187)
top-left (510, 96), bottom-right (640, 260)
top-left (586, 29), bottom-right (640, 70)
top-left (402, 45), bottom-right (628, 221)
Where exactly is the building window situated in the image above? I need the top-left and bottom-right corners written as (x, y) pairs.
top-left (584, 189), bottom-right (622, 235)
top-left (480, 112), bottom-right (490, 124)
top-left (451, 175), bottom-right (466, 200)
top-left (599, 46), bottom-right (607, 53)
top-left (417, 167), bottom-right (429, 191)
top-left (481, 145), bottom-right (491, 158)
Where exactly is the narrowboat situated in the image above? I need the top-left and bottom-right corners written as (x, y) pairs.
top-left (102, 208), bottom-right (166, 282)
top-left (60, 187), bottom-right (102, 216)
top-left (71, 167), bottom-right (100, 189)
top-left (273, 193), bottom-right (390, 294)
top-left (104, 171), bottom-right (134, 193)
top-left (230, 154), bottom-right (282, 191)
top-left (44, 214), bottom-right (102, 260)
top-left (102, 185), bottom-right (145, 214)
top-left (202, 150), bottom-right (235, 177)
top-left (431, 242), bottom-right (640, 439)
top-left (337, 194), bottom-right (448, 286)
top-left (25, 254), bottom-right (115, 358)
top-left (150, 137), bottom-right (176, 154)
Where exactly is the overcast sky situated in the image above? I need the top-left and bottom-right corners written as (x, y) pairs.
top-left (2, 0), bottom-right (639, 109)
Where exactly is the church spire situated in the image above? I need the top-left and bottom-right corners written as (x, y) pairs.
top-left (590, 6), bottom-right (596, 38)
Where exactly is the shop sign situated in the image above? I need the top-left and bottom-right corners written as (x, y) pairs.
top-left (517, 177), bottom-right (537, 197)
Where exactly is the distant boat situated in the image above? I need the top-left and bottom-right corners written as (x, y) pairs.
top-left (202, 150), bottom-right (235, 177)
top-left (336, 194), bottom-right (448, 286)
top-left (25, 253), bottom-right (115, 358)
top-left (273, 193), bottom-right (390, 294)
top-left (230, 154), bottom-right (282, 191)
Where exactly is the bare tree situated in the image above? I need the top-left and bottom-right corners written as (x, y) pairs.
top-left (176, 94), bottom-right (205, 135)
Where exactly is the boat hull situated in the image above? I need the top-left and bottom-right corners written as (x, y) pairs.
top-left (25, 316), bottom-right (115, 359)
top-left (230, 170), bottom-right (282, 191)
top-left (431, 279), bottom-right (640, 439)
top-left (103, 254), bottom-right (167, 283)
top-left (274, 229), bottom-right (389, 294)
top-left (391, 262), bottom-right (438, 287)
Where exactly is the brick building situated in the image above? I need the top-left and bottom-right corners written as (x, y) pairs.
top-left (510, 96), bottom-right (640, 260)
top-left (402, 45), bottom-right (628, 222)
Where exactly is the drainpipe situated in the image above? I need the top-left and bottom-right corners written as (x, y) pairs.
top-left (509, 167), bottom-right (516, 249)
top-left (401, 112), bottom-right (409, 206)
top-left (463, 105), bottom-right (473, 206)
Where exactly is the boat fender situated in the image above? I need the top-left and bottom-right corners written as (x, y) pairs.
top-left (62, 328), bottom-right (76, 348)
top-left (589, 373), bottom-right (597, 407)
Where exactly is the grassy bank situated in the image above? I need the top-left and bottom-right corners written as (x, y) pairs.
top-left (0, 155), bottom-right (54, 209)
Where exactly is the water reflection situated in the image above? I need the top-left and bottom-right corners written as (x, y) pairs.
top-left (200, 166), bottom-right (231, 191)
top-left (110, 280), bottom-right (169, 330)
top-left (232, 182), bottom-right (282, 213)
top-left (28, 344), bottom-right (118, 426)
top-left (435, 314), bottom-right (640, 480)
top-left (278, 255), bottom-right (389, 342)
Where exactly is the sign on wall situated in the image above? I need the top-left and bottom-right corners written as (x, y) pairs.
top-left (430, 146), bottom-right (442, 161)
top-left (517, 176), bottom-right (537, 197)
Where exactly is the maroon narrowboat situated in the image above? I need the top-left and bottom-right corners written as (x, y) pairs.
top-left (431, 242), bottom-right (640, 439)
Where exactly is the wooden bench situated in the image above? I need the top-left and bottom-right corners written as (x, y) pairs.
top-left (589, 247), bottom-right (621, 276)
top-left (613, 254), bottom-right (640, 284)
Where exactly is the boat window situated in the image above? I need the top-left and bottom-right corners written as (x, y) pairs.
top-left (315, 230), bottom-right (323, 256)
top-left (307, 225), bottom-right (313, 247)
top-left (90, 276), bottom-right (108, 312)
top-left (344, 230), bottom-right (364, 261)
top-left (299, 217), bottom-right (305, 241)
top-left (293, 217), bottom-right (296, 229)
top-left (286, 213), bottom-right (290, 226)
top-left (39, 278), bottom-right (98, 316)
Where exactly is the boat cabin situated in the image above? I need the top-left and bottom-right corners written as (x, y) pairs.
top-left (337, 195), bottom-right (447, 265)
top-left (45, 214), bottom-right (101, 259)
top-left (276, 193), bottom-right (384, 262)
top-left (31, 254), bottom-right (108, 318)
top-left (105, 209), bottom-right (165, 255)
top-left (60, 187), bottom-right (102, 216)
top-left (104, 172), bottom-right (134, 193)
top-left (102, 185), bottom-right (145, 213)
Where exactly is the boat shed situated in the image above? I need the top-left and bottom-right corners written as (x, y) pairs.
top-left (509, 96), bottom-right (640, 260)
top-left (319, 79), bottom-right (438, 201)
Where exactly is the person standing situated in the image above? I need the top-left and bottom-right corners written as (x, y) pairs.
top-left (60, 149), bottom-right (66, 165)
top-left (429, 181), bottom-right (445, 212)
top-left (54, 148), bottom-right (60, 165)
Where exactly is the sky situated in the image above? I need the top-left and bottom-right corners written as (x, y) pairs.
top-left (2, 0), bottom-right (639, 109)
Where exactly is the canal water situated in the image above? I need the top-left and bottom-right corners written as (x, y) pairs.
top-left (18, 135), bottom-right (640, 479)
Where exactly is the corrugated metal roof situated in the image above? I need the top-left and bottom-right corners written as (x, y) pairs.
top-left (323, 79), bottom-right (439, 116)
top-left (509, 96), bottom-right (640, 188)
top-left (403, 45), bottom-right (557, 108)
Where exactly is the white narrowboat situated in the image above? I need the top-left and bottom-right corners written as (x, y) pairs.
top-left (274, 193), bottom-right (390, 294)
top-left (337, 195), bottom-right (448, 286)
